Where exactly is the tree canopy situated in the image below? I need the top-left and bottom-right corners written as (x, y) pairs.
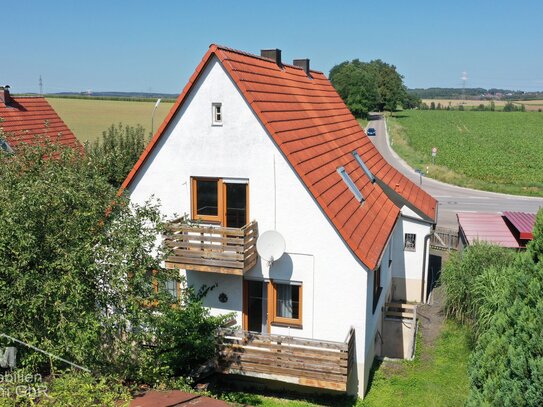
top-left (329, 59), bottom-right (409, 117)
top-left (0, 139), bottom-right (226, 383)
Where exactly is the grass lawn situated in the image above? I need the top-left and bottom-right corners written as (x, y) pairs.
top-left (47, 97), bottom-right (174, 144)
top-left (387, 110), bottom-right (543, 196)
top-left (360, 321), bottom-right (470, 406)
top-left (209, 320), bottom-right (470, 406)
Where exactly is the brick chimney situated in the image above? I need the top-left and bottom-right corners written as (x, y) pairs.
top-left (0, 85), bottom-right (11, 106)
top-left (261, 49), bottom-right (282, 67)
top-left (293, 59), bottom-right (311, 77)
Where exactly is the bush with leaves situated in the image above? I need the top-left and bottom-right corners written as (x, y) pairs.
top-left (441, 243), bottom-right (515, 326)
top-left (467, 245), bottom-right (543, 405)
top-left (85, 123), bottom-right (148, 188)
top-left (153, 285), bottom-right (230, 379)
top-left (0, 139), bottom-right (226, 388)
top-left (441, 209), bottom-right (543, 405)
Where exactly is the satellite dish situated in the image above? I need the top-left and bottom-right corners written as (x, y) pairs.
top-left (256, 230), bottom-right (286, 265)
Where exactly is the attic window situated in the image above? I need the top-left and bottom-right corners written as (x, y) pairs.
top-left (337, 166), bottom-right (364, 202)
top-left (212, 103), bottom-right (222, 125)
top-left (352, 151), bottom-right (375, 183)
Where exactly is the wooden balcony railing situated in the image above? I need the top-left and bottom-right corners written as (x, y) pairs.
top-left (217, 327), bottom-right (356, 392)
top-left (164, 220), bottom-right (258, 275)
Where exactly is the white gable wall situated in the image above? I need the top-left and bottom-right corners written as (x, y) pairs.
top-left (128, 57), bottom-right (373, 395)
top-left (390, 208), bottom-right (433, 302)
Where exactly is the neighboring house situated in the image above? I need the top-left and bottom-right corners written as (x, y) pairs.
top-left (0, 86), bottom-right (80, 151)
top-left (121, 45), bottom-right (437, 397)
top-left (458, 211), bottom-right (536, 249)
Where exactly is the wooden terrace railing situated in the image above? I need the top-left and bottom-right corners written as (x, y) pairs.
top-left (217, 327), bottom-right (356, 392)
top-left (164, 220), bottom-right (258, 275)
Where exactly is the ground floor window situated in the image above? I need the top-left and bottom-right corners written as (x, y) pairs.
top-left (271, 282), bottom-right (302, 327)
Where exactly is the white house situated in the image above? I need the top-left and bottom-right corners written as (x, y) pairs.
top-left (122, 45), bottom-right (437, 397)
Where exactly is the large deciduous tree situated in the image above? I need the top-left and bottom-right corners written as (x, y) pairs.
top-left (329, 59), bottom-right (408, 117)
top-left (0, 139), bottom-right (226, 382)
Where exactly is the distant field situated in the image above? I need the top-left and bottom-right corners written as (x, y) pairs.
top-left (47, 97), bottom-right (175, 143)
top-left (388, 110), bottom-right (543, 196)
top-left (422, 99), bottom-right (543, 111)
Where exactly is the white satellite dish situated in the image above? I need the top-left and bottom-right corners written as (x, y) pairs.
top-left (256, 230), bottom-right (286, 265)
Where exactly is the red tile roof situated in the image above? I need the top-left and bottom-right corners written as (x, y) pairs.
top-left (503, 211), bottom-right (536, 240)
top-left (0, 95), bottom-right (80, 150)
top-left (121, 44), bottom-right (437, 270)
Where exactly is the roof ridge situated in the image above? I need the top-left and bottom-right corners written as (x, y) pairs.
top-left (211, 43), bottom-right (324, 75)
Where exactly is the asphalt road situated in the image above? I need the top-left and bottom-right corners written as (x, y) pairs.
top-left (366, 114), bottom-right (543, 228)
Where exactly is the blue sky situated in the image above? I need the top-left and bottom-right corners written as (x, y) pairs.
top-left (4, 1), bottom-right (543, 94)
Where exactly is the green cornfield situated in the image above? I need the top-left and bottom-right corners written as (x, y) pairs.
top-left (388, 110), bottom-right (543, 196)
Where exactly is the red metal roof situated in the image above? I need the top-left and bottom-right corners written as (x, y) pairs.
top-left (457, 212), bottom-right (521, 248)
top-left (503, 211), bottom-right (536, 240)
top-left (121, 44), bottom-right (437, 270)
top-left (0, 95), bottom-right (80, 150)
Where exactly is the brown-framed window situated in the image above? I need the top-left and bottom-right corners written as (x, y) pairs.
top-left (271, 282), bottom-right (302, 327)
top-left (373, 266), bottom-right (382, 313)
top-left (143, 271), bottom-right (181, 306)
top-left (191, 177), bottom-right (248, 227)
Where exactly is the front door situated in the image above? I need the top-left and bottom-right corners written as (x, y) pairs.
top-left (244, 280), bottom-right (269, 333)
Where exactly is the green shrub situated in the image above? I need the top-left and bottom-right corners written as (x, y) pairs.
top-left (467, 257), bottom-right (543, 406)
top-left (442, 209), bottom-right (543, 405)
top-left (40, 372), bottom-right (131, 407)
top-left (85, 123), bottom-right (148, 188)
top-left (153, 293), bottom-right (230, 379)
top-left (440, 243), bottom-right (515, 326)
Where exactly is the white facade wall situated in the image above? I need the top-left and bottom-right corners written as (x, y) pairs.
top-left (390, 206), bottom-right (433, 302)
top-left (127, 57), bottom-right (373, 396)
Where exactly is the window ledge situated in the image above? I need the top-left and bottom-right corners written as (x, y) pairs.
top-left (271, 322), bottom-right (303, 329)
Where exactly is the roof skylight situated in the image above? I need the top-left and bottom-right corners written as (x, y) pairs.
top-left (337, 166), bottom-right (364, 202)
top-left (352, 151), bottom-right (375, 184)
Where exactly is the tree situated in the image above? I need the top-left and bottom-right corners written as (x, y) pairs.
top-left (0, 139), bottom-right (225, 383)
top-left (85, 123), bottom-right (148, 188)
top-left (402, 93), bottom-right (421, 109)
top-left (368, 59), bottom-right (407, 113)
top-left (329, 58), bottom-right (407, 117)
top-left (329, 60), bottom-right (379, 118)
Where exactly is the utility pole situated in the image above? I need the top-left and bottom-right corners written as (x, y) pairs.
top-left (461, 71), bottom-right (468, 102)
top-left (39, 75), bottom-right (43, 95)
top-left (151, 98), bottom-right (161, 135)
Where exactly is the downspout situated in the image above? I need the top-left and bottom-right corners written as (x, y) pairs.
top-left (420, 231), bottom-right (433, 303)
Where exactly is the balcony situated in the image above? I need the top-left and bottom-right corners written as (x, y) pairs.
top-left (164, 220), bottom-right (258, 275)
top-left (217, 328), bottom-right (356, 392)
